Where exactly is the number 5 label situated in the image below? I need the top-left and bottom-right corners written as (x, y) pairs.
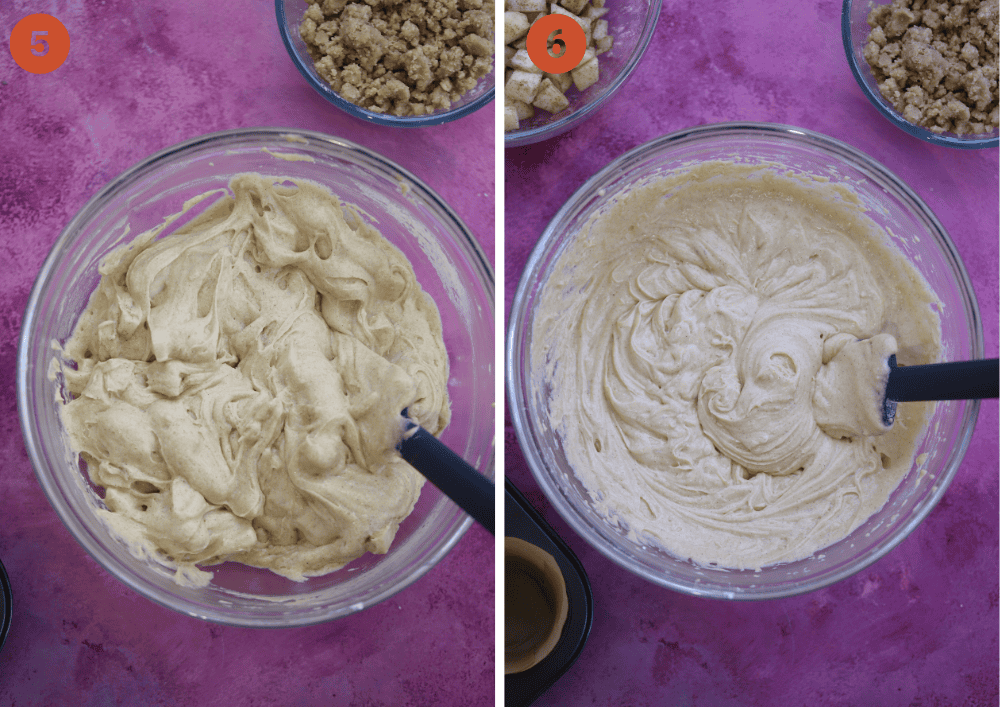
top-left (10, 15), bottom-right (70, 74)
top-left (30, 31), bottom-right (49, 57)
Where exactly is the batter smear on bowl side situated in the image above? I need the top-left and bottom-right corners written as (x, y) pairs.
top-left (58, 174), bottom-right (450, 585)
top-left (533, 162), bottom-right (942, 569)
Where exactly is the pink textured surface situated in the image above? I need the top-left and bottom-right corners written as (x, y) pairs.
top-left (505, 1), bottom-right (999, 705)
top-left (0, 1), bottom-right (493, 705)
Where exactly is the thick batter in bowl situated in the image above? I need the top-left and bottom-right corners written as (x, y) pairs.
top-left (20, 128), bottom-right (494, 626)
top-left (507, 123), bottom-right (981, 599)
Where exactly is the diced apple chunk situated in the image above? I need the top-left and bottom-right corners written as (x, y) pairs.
top-left (546, 72), bottom-right (573, 92)
top-left (549, 4), bottom-right (590, 31)
top-left (593, 19), bottom-right (608, 41)
top-left (504, 12), bottom-right (530, 44)
top-left (559, 0), bottom-right (589, 14)
top-left (506, 70), bottom-right (543, 103)
top-left (511, 48), bottom-right (543, 73)
top-left (504, 104), bottom-right (520, 131)
top-left (507, 0), bottom-right (546, 11)
top-left (571, 58), bottom-right (599, 91)
top-left (533, 78), bottom-right (571, 113)
top-left (510, 99), bottom-right (535, 120)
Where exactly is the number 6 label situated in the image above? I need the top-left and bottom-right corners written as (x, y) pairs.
top-left (526, 14), bottom-right (587, 75)
top-left (10, 14), bottom-right (70, 74)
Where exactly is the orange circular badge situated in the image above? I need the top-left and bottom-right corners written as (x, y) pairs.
top-left (526, 14), bottom-right (587, 75)
top-left (9, 14), bottom-right (70, 74)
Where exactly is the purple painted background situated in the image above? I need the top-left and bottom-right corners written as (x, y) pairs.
top-left (0, 1), bottom-right (494, 705)
top-left (505, 1), bottom-right (999, 705)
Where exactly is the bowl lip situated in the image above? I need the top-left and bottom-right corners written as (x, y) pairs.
top-left (505, 121), bottom-right (984, 600)
top-left (0, 557), bottom-right (10, 653)
top-left (17, 126), bottom-right (494, 627)
top-left (275, 0), bottom-right (495, 127)
top-left (840, 0), bottom-right (999, 149)
top-left (504, 0), bottom-right (664, 148)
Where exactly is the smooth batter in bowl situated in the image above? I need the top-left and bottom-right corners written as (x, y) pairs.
top-left (506, 123), bottom-right (981, 599)
top-left (19, 129), bottom-right (494, 626)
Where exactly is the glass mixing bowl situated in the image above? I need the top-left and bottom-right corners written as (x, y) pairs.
top-left (19, 128), bottom-right (494, 626)
top-left (277, 0), bottom-right (494, 127)
top-left (504, 0), bottom-right (662, 148)
top-left (842, 0), bottom-right (999, 149)
top-left (507, 122), bottom-right (982, 600)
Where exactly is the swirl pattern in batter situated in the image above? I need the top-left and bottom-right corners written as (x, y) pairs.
top-left (534, 163), bottom-right (941, 569)
top-left (60, 174), bottom-right (450, 584)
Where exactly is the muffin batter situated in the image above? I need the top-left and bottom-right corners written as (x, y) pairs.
top-left (59, 174), bottom-right (450, 584)
top-left (533, 163), bottom-right (941, 569)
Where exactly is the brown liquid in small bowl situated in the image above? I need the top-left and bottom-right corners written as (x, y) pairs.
top-left (505, 537), bottom-right (569, 674)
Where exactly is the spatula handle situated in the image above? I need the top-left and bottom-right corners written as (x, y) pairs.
top-left (399, 419), bottom-right (495, 535)
top-left (886, 357), bottom-right (999, 402)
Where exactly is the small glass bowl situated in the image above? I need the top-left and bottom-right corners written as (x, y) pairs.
top-left (19, 128), bottom-right (495, 627)
top-left (504, 0), bottom-right (662, 147)
top-left (507, 122), bottom-right (982, 600)
top-left (276, 0), bottom-right (494, 127)
top-left (842, 0), bottom-right (999, 149)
